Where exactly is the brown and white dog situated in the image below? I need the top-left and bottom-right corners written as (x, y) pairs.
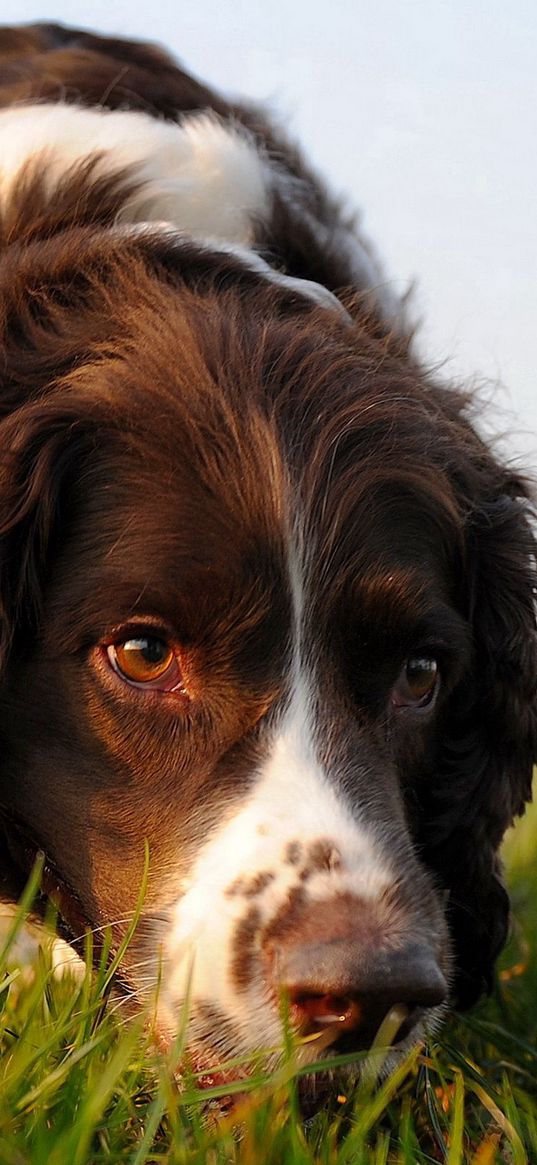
top-left (0, 23), bottom-right (535, 1078)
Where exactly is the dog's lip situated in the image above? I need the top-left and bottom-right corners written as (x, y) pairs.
top-left (165, 1006), bottom-right (416, 1118)
top-left (189, 1057), bottom-right (248, 1092)
top-left (180, 1043), bottom-right (253, 1114)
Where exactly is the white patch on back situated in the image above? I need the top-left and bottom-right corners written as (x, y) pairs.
top-left (0, 103), bottom-right (271, 245)
top-left (0, 102), bottom-right (399, 323)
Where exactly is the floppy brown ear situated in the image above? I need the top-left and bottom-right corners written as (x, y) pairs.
top-left (420, 477), bottom-right (537, 1007)
top-left (0, 398), bottom-right (100, 670)
top-left (0, 219), bottom-right (131, 661)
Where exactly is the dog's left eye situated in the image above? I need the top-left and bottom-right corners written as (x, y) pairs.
top-left (107, 636), bottom-right (183, 691)
top-left (391, 656), bottom-right (439, 710)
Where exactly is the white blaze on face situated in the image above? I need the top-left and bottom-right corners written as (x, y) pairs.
top-left (158, 545), bottom-right (395, 1052)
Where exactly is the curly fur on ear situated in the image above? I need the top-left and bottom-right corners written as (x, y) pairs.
top-left (420, 474), bottom-right (537, 1007)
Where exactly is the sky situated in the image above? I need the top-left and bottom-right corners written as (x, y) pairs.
top-left (7, 0), bottom-right (537, 468)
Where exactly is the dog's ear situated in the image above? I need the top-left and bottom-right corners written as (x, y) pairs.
top-left (0, 231), bottom-right (125, 666)
top-left (421, 466), bottom-right (537, 1007)
top-left (0, 399), bottom-right (98, 671)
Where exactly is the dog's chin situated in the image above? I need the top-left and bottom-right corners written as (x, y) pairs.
top-left (168, 1002), bottom-right (448, 1118)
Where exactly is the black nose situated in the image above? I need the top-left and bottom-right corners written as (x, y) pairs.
top-left (266, 901), bottom-right (448, 1049)
top-left (285, 943), bottom-right (446, 1046)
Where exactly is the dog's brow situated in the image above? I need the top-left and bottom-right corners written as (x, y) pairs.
top-left (352, 573), bottom-right (470, 655)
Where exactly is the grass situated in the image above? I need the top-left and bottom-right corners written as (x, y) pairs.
top-left (0, 798), bottom-right (536, 1165)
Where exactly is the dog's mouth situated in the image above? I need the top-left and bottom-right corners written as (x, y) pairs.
top-left (292, 999), bottom-right (419, 1077)
top-left (0, 803), bottom-right (436, 1120)
top-left (177, 998), bottom-right (415, 1118)
top-left (288, 992), bottom-right (416, 1050)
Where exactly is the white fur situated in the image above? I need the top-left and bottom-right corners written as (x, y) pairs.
top-left (0, 904), bottom-right (85, 982)
top-left (0, 103), bottom-right (271, 245)
top-left (158, 543), bottom-right (394, 1052)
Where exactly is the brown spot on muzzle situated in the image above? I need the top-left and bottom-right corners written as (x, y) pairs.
top-left (242, 870), bottom-right (275, 898)
top-left (225, 870), bottom-right (275, 898)
top-left (230, 885), bottom-right (310, 995)
top-left (230, 905), bottom-right (262, 992)
top-left (262, 884), bottom-right (308, 947)
top-left (299, 838), bottom-right (343, 881)
top-left (308, 839), bottom-right (343, 872)
top-left (284, 840), bottom-right (302, 865)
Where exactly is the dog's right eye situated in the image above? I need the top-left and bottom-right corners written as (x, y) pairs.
top-left (106, 636), bottom-right (184, 691)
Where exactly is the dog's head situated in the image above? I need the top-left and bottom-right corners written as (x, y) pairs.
top-left (0, 225), bottom-right (535, 1070)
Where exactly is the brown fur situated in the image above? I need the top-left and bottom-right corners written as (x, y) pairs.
top-left (0, 24), bottom-right (535, 1045)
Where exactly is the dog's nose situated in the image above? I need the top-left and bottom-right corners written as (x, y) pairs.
top-left (266, 901), bottom-right (447, 1047)
top-left (283, 943), bottom-right (447, 1045)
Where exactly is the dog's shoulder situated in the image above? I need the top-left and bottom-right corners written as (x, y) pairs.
top-left (0, 22), bottom-right (399, 321)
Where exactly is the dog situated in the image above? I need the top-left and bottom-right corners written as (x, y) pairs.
top-left (0, 22), bottom-right (535, 1081)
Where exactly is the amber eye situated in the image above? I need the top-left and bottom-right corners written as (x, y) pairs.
top-left (391, 656), bottom-right (439, 710)
top-left (107, 635), bottom-right (183, 691)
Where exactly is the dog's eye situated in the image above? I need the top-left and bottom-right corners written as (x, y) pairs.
top-left (107, 636), bottom-right (183, 691)
top-left (391, 657), bottom-right (439, 710)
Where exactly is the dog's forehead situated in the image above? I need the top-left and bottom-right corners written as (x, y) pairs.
top-left (43, 458), bottom-right (458, 674)
top-left (44, 399), bottom-right (459, 647)
top-left (22, 266), bottom-right (464, 654)
top-left (44, 466), bottom-right (293, 664)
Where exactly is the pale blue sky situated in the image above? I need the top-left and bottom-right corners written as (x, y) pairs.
top-left (7, 0), bottom-right (537, 466)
